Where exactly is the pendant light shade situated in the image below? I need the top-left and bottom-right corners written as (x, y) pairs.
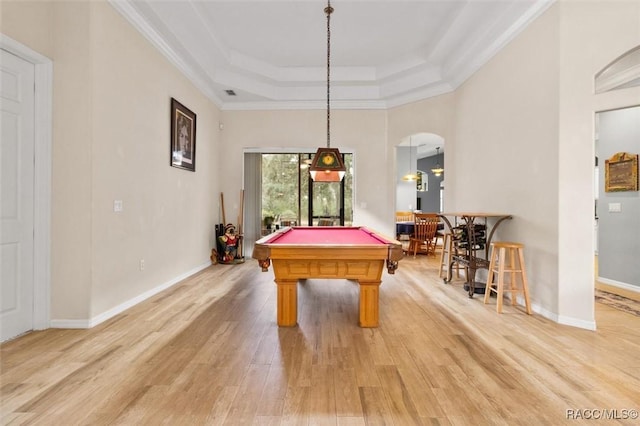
top-left (309, 147), bottom-right (346, 181)
top-left (402, 137), bottom-right (417, 181)
top-left (431, 147), bottom-right (444, 177)
top-left (309, 1), bottom-right (346, 182)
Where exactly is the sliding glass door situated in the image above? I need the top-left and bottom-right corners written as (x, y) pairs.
top-left (260, 152), bottom-right (352, 235)
top-left (261, 153), bottom-right (301, 234)
top-left (307, 152), bottom-right (353, 226)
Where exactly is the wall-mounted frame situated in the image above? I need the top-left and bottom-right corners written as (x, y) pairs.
top-left (417, 170), bottom-right (428, 192)
top-left (170, 98), bottom-right (197, 172)
top-left (605, 152), bottom-right (638, 192)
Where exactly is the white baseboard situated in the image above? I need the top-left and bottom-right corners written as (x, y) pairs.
top-left (50, 261), bottom-right (211, 329)
top-left (597, 277), bottom-right (640, 293)
top-left (49, 318), bottom-right (92, 329)
top-left (516, 298), bottom-right (597, 331)
top-left (557, 315), bottom-right (597, 331)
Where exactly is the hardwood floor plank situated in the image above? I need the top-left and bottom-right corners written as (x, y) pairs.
top-left (374, 365), bottom-right (425, 425)
top-left (1, 258), bottom-right (639, 425)
top-left (358, 386), bottom-right (394, 425)
top-left (205, 385), bottom-right (240, 424)
top-left (253, 416), bottom-right (282, 426)
top-left (256, 365), bottom-right (287, 416)
top-left (336, 417), bottom-right (366, 426)
top-left (281, 385), bottom-right (310, 426)
top-left (333, 367), bottom-right (363, 418)
top-left (283, 330), bottom-right (314, 388)
top-left (394, 364), bottom-right (445, 418)
top-left (350, 331), bottom-right (383, 387)
top-left (223, 364), bottom-right (270, 425)
top-left (309, 365), bottom-right (337, 426)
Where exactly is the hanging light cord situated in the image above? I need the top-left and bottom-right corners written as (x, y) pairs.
top-left (325, 1), bottom-right (333, 148)
top-left (409, 138), bottom-right (413, 174)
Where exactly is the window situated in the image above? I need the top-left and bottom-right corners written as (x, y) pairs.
top-left (260, 153), bottom-right (353, 234)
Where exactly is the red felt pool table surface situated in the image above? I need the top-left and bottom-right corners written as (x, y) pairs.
top-left (264, 226), bottom-right (389, 245)
top-left (252, 226), bottom-right (403, 328)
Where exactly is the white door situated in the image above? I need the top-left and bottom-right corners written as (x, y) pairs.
top-left (1, 49), bottom-right (36, 341)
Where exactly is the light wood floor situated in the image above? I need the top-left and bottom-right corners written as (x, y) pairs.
top-left (2, 255), bottom-right (639, 425)
top-left (594, 255), bottom-right (640, 302)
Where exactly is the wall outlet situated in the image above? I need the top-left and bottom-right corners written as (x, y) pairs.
top-left (139, 259), bottom-right (145, 271)
top-left (114, 200), bottom-right (123, 212)
top-left (608, 202), bottom-right (621, 213)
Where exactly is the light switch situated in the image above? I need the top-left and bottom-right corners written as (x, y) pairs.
top-left (608, 202), bottom-right (621, 213)
top-left (114, 200), bottom-right (123, 212)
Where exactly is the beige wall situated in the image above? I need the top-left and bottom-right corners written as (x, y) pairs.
top-left (451, 5), bottom-right (561, 315)
top-left (0, 0), bottom-right (54, 57)
top-left (2, 1), bottom-right (221, 323)
top-left (387, 93), bottom-right (456, 211)
top-left (219, 109), bottom-right (392, 235)
top-left (387, 93), bottom-right (456, 150)
top-left (442, 1), bottom-right (640, 328)
top-left (88, 3), bottom-right (220, 318)
top-left (51, 1), bottom-right (95, 320)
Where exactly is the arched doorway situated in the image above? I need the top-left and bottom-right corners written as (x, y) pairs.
top-left (593, 45), bottom-right (640, 303)
top-left (395, 132), bottom-right (445, 213)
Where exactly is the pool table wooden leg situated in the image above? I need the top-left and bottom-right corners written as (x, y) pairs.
top-left (358, 280), bottom-right (381, 327)
top-left (276, 279), bottom-right (298, 327)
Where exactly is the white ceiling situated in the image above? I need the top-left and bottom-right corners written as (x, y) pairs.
top-left (110, 0), bottom-right (554, 112)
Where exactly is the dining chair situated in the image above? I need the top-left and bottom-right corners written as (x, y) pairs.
top-left (395, 211), bottom-right (414, 222)
top-left (417, 212), bottom-right (445, 245)
top-left (408, 213), bottom-right (439, 257)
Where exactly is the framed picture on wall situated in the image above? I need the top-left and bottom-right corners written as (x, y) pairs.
top-left (170, 98), bottom-right (197, 172)
top-left (417, 171), bottom-right (428, 192)
top-left (605, 152), bottom-right (638, 192)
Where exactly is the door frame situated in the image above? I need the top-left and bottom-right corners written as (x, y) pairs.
top-left (1, 34), bottom-right (52, 331)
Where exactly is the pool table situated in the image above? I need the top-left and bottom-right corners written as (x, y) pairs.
top-left (252, 226), bottom-right (403, 327)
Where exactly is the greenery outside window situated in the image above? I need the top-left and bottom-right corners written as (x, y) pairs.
top-left (261, 153), bottom-right (352, 234)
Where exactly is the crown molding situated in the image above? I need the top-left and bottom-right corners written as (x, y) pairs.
top-left (108, 0), bottom-right (224, 106)
top-left (220, 99), bottom-right (389, 111)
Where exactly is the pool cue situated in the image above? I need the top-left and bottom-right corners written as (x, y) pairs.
top-left (220, 192), bottom-right (226, 225)
top-left (238, 189), bottom-right (245, 259)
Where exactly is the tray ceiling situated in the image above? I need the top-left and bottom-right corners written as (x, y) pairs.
top-left (110, 0), bottom-right (554, 110)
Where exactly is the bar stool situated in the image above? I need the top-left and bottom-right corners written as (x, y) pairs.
top-left (438, 233), bottom-right (460, 280)
top-left (484, 241), bottom-right (531, 314)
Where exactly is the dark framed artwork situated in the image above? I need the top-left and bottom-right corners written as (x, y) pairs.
top-left (605, 152), bottom-right (638, 192)
top-left (170, 98), bottom-right (196, 171)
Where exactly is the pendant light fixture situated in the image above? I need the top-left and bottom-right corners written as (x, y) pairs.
top-left (402, 136), bottom-right (418, 181)
top-left (309, 0), bottom-right (346, 182)
top-left (431, 147), bottom-right (444, 177)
